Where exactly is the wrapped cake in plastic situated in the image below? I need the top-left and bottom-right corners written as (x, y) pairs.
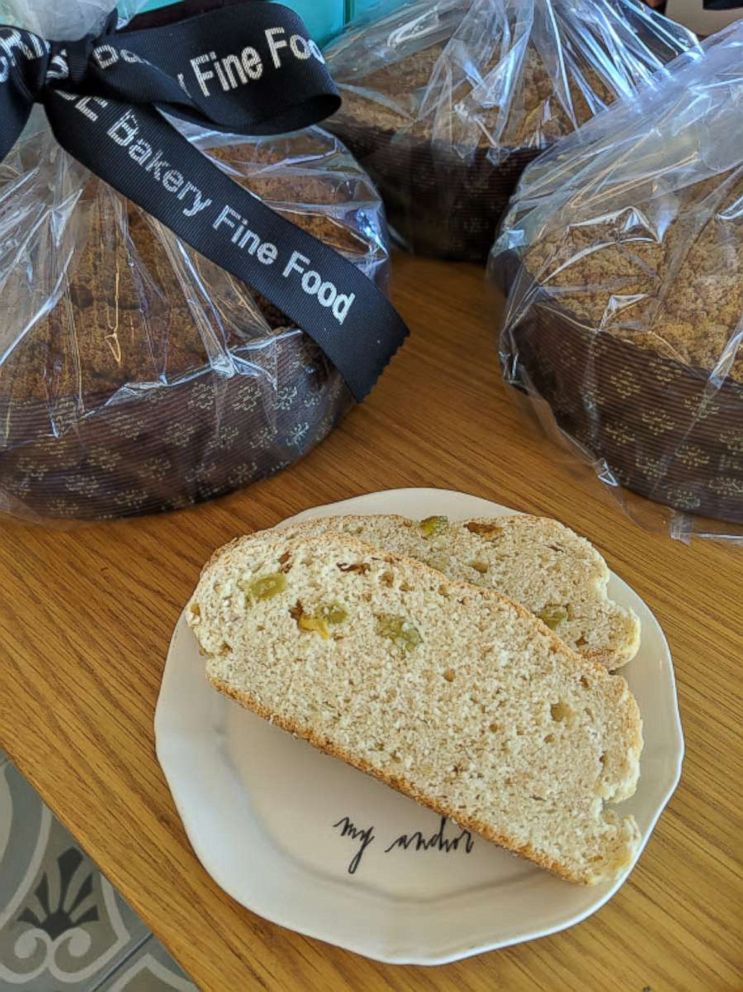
top-left (492, 25), bottom-right (743, 539)
top-left (0, 1), bottom-right (392, 521)
top-left (323, 0), bottom-right (697, 262)
top-left (0, 125), bottom-right (389, 521)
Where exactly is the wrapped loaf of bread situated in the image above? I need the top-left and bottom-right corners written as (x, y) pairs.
top-left (0, 125), bottom-right (389, 520)
top-left (323, 0), bottom-right (697, 262)
top-left (492, 26), bottom-right (743, 532)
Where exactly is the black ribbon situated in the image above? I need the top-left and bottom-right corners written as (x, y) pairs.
top-left (0, 0), bottom-right (408, 401)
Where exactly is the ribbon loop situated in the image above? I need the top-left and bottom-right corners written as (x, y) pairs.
top-left (47, 35), bottom-right (93, 86)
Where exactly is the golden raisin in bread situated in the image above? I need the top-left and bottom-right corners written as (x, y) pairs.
top-left (188, 529), bottom-right (643, 885)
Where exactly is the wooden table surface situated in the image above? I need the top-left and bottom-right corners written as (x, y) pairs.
top-left (1, 255), bottom-right (741, 992)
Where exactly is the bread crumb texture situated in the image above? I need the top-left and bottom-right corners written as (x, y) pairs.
top-left (283, 514), bottom-right (640, 670)
top-left (188, 529), bottom-right (643, 885)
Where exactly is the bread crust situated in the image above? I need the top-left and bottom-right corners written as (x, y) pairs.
top-left (209, 675), bottom-right (586, 884)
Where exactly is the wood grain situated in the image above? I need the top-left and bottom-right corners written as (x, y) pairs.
top-left (1, 255), bottom-right (741, 991)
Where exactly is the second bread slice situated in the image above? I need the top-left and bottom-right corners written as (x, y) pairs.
top-left (283, 513), bottom-right (640, 670)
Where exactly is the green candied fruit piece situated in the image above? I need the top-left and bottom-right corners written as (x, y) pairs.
top-left (296, 602), bottom-right (348, 639)
top-left (419, 515), bottom-right (449, 538)
top-left (538, 604), bottom-right (569, 630)
top-left (376, 613), bottom-right (423, 652)
top-left (242, 572), bottom-right (287, 601)
top-left (320, 602), bottom-right (348, 625)
top-left (298, 614), bottom-right (330, 639)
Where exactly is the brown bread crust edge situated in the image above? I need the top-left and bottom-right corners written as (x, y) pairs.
top-left (208, 675), bottom-right (581, 883)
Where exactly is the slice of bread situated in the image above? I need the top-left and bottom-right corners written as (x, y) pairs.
top-left (281, 514), bottom-right (640, 670)
top-left (188, 530), bottom-right (643, 884)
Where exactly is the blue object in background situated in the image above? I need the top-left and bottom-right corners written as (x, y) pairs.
top-left (288, 0), bottom-right (345, 45)
top-left (136, 0), bottom-right (404, 45)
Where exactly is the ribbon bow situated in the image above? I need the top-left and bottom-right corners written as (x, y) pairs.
top-left (0, 0), bottom-right (408, 401)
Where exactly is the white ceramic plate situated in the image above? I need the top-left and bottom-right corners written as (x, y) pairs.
top-left (155, 488), bottom-right (683, 965)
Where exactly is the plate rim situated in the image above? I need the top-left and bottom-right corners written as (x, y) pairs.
top-left (155, 487), bottom-right (684, 965)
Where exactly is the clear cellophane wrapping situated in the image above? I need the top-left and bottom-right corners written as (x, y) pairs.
top-left (323, 0), bottom-right (697, 262)
top-left (0, 1), bottom-right (390, 521)
top-left (492, 25), bottom-right (743, 542)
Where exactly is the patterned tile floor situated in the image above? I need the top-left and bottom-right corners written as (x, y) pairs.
top-left (0, 752), bottom-right (198, 992)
